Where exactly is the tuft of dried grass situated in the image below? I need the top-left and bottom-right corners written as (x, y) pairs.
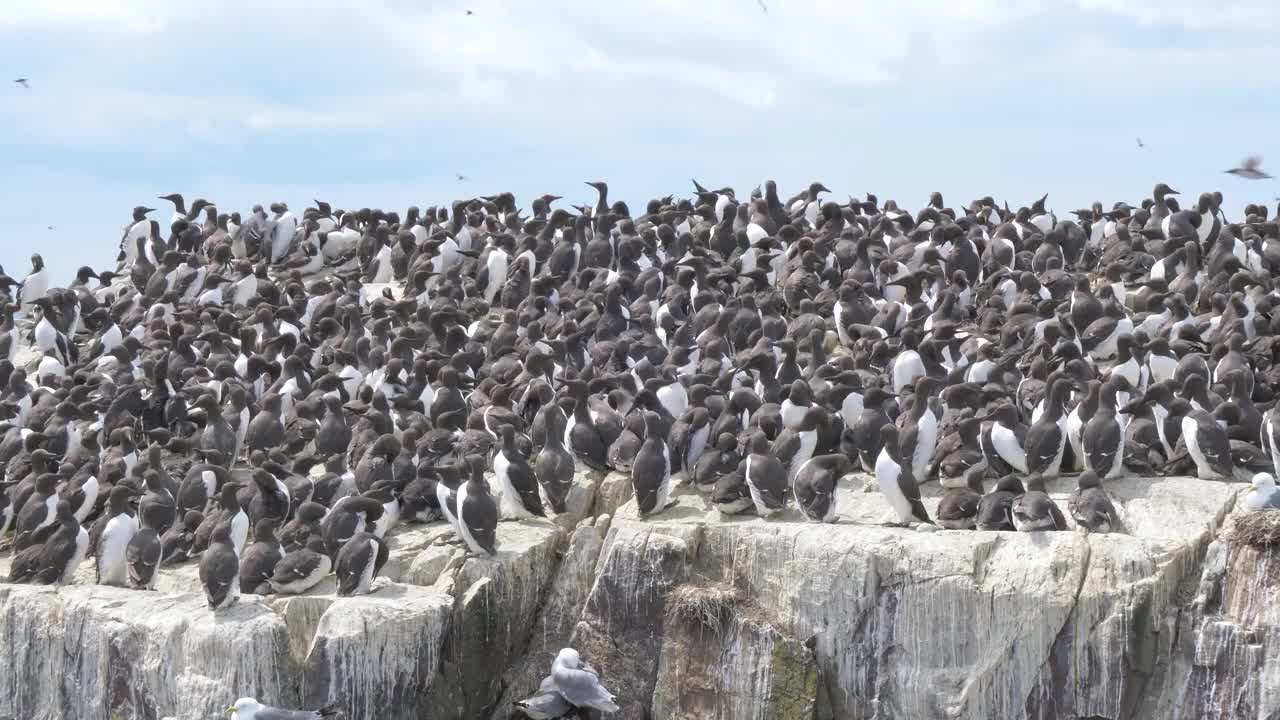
top-left (1229, 511), bottom-right (1280, 547)
top-left (667, 583), bottom-right (739, 636)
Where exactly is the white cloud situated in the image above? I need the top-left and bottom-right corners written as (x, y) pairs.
top-left (1022, 33), bottom-right (1280, 91)
top-left (2, 0), bottom-right (1278, 141)
top-left (0, 0), bottom-right (170, 34)
top-left (1076, 0), bottom-right (1280, 29)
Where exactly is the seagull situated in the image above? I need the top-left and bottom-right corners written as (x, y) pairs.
top-left (14, 78), bottom-right (28, 89)
top-left (227, 697), bottom-right (338, 720)
top-left (757, 0), bottom-right (768, 10)
top-left (1225, 155), bottom-right (1273, 180)
top-left (549, 648), bottom-right (620, 713)
top-left (465, 9), bottom-right (473, 15)
top-left (457, 174), bottom-right (467, 181)
top-left (1136, 137), bottom-right (1144, 148)
top-left (1242, 473), bottom-right (1280, 511)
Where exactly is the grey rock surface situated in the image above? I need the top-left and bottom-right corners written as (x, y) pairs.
top-left (2, 468), bottom-right (1276, 720)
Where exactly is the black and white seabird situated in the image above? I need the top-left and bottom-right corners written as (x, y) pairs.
top-left (14, 472), bottom-right (60, 552)
top-left (631, 411), bottom-right (674, 517)
top-left (247, 468), bottom-right (291, 526)
top-left (17, 253), bottom-right (49, 313)
top-left (899, 376), bottom-right (942, 480)
top-left (875, 424), bottom-right (931, 526)
top-left (792, 454), bottom-right (851, 523)
top-left (535, 401), bottom-right (576, 514)
top-left (199, 520), bottom-right (240, 609)
top-left (139, 468), bottom-right (177, 535)
top-left (771, 405), bottom-right (826, 481)
top-left (936, 465), bottom-right (985, 530)
top-left (712, 470), bottom-right (752, 516)
top-left (1082, 379), bottom-right (1127, 479)
top-left (177, 449), bottom-right (230, 516)
top-left (740, 431), bottom-right (788, 518)
top-left (160, 510), bottom-right (204, 566)
top-left (691, 432), bottom-right (740, 492)
top-left (1023, 376), bottom-right (1071, 479)
top-left (239, 518), bottom-right (285, 595)
top-left (11, 500), bottom-right (88, 585)
top-left (493, 425), bottom-right (544, 520)
top-left (1068, 471), bottom-right (1122, 533)
top-left (94, 484), bottom-right (142, 586)
top-left (983, 404), bottom-right (1028, 475)
top-left (976, 475), bottom-right (1024, 531)
top-left (125, 500), bottom-right (168, 590)
top-left (270, 534), bottom-right (333, 595)
top-left (457, 454), bottom-right (498, 555)
top-left (1011, 474), bottom-right (1067, 532)
top-left (335, 531), bottom-right (389, 596)
top-left (1178, 398), bottom-right (1233, 480)
top-left (321, 494), bottom-right (384, 560)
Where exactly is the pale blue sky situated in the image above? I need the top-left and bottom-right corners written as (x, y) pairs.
top-left (1, 0), bottom-right (1278, 283)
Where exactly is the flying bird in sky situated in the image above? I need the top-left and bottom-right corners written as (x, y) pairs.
top-left (14, 78), bottom-right (29, 89)
top-left (1225, 155), bottom-right (1272, 180)
top-left (1136, 137), bottom-right (1144, 148)
top-left (466, 9), bottom-right (473, 15)
top-left (457, 174), bottom-right (468, 181)
top-left (758, 0), bottom-right (768, 11)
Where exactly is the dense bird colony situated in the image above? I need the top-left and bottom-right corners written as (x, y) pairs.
top-left (1, 182), bottom-right (1279, 612)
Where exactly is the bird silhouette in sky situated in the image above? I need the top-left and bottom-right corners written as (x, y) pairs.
top-left (1226, 156), bottom-right (1273, 180)
top-left (14, 78), bottom-right (29, 89)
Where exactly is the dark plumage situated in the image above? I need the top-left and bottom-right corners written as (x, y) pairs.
top-left (335, 532), bottom-right (389, 596)
top-left (1067, 470), bottom-right (1123, 533)
top-left (199, 520), bottom-right (240, 609)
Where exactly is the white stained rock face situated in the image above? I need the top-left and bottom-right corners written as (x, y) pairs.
top-left (585, 473), bottom-right (1247, 720)
top-left (488, 519), bottom-right (609, 719)
top-left (0, 584), bottom-right (291, 720)
top-left (0, 512), bottom-right (569, 720)
top-left (293, 585), bottom-right (453, 718)
top-left (1164, 536), bottom-right (1280, 720)
top-left (0, 464), bottom-right (1275, 720)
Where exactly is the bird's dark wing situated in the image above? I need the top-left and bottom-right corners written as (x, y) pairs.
top-left (1023, 422), bottom-right (1062, 473)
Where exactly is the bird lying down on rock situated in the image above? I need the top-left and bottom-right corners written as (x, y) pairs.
top-left (227, 697), bottom-right (338, 719)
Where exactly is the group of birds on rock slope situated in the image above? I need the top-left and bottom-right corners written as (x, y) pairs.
top-left (3, 181), bottom-right (1280, 609)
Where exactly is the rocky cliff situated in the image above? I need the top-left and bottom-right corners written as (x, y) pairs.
top-left (0, 468), bottom-right (1275, 720)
